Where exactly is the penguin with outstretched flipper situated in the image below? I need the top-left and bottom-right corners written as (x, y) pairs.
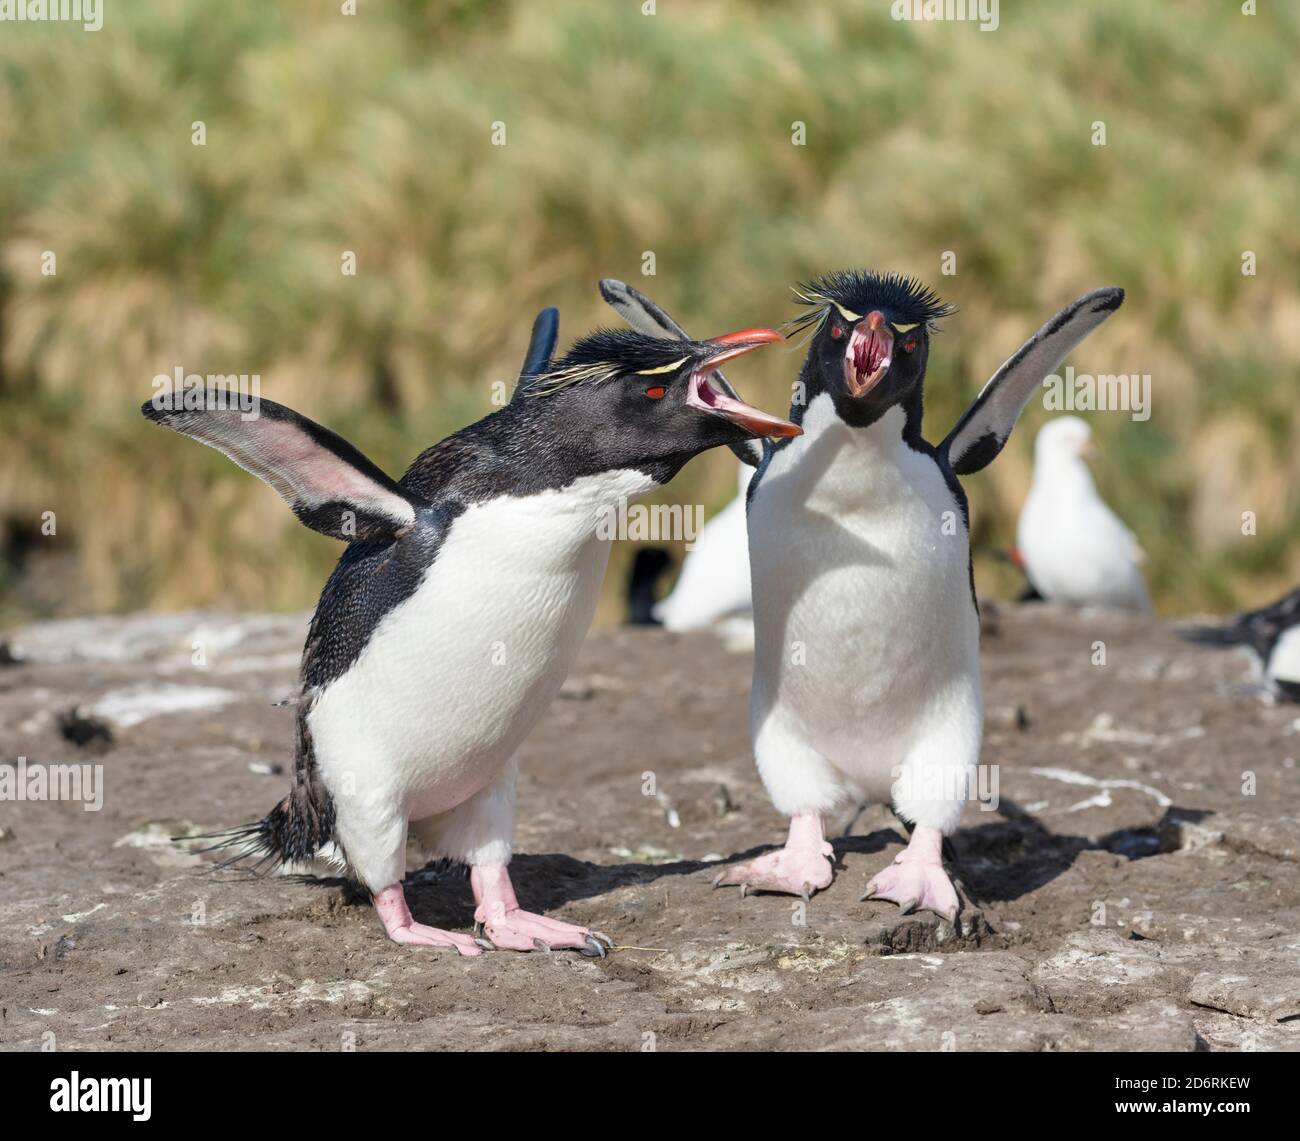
top-left (602, 274), bottom-right (1123, 922)
top-left (143, 304), bottom-right (796, 955)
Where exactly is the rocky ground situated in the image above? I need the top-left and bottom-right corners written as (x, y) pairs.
top-left (1, 603), bottom-right (1298, 1052)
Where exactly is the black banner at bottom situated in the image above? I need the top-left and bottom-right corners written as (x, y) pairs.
top-left (2, 1048), bottom-right (1291, 1126)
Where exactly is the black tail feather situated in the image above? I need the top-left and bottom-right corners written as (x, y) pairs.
top-left (180, 786), bottom-right (337, 876)
top-left (175, 710), bottom-right (338, 877)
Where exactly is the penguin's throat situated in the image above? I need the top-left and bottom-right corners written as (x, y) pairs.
top-left (688, 368), bottom-right (730, 408)
top-left (845, 325), bottom-right (893, 397)
top-left (686, 368), bottom-right (801, 439)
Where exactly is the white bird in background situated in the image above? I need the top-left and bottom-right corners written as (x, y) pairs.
top-left (653, 460), bottom-right (754, 636)
top-left (1016, 415), bottom-right (1150, 612)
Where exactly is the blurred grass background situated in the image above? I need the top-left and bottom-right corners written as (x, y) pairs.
top-left (1, 0), bottom-right (1297, 626)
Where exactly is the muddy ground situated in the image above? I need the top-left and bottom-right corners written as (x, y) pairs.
top-left (1, 602), bottom-right (1298, 1051)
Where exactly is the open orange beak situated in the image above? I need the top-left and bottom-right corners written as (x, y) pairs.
top-left (688, 328), bottom-right (801, 439)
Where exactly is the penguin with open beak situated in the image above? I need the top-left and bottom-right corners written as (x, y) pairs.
top-left (141, 302), bottom-right (796, 956)
top-left (602, 274), bottom-right (1122, 924)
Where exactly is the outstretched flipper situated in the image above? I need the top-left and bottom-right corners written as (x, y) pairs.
top-left (141, 393), bottom-right (425, 542)
top-left (599, 277), bottom-right (764, 468)
top-left (512, 305), bottom-right (559, 398)
top-left (600, 277), bottom-right (694, 341)
top-left (940, 287), bottom-right (1125, 475)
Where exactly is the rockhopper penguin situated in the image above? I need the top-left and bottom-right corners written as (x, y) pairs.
top-left (142, 307), bottom-right (797, 955)
top-left (604, 273), bottom-right (1123, 922)
top-left (1181, 585), bottom-right (1300, 702)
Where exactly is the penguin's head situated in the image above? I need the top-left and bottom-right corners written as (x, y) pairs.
top-left (787, 270), bottom-right (955, 427)
top-left (524, 326), bottom-right (799, 474)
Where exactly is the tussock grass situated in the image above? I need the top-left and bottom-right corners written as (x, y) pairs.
top-left (1, 0), bottom-right (1297, 623)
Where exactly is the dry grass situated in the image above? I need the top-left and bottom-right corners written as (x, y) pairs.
top-left (1, 0), bottom-right (1297, 624)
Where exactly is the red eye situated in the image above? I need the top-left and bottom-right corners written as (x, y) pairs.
top-left (645, 385), bottom-right (667, 400)
top-left (902, 338), bottom-right (917, 354)
top-left (830, 323), bottom-right (844, 340)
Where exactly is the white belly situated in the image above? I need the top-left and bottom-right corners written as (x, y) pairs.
top-left (749, 399), bottom-right (981, 782)
top-left (1268, 625), bottom-right (1300, 688)
top-left (308, 469), bottom-right (655, 821)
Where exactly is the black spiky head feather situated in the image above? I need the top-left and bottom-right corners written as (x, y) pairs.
top-left (786, 270), bottom-right (955, 340)
top-left (525, 328), bottom-right (702, 397)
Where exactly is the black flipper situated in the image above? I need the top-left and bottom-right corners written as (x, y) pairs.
top-left (599, 277), bottom-right (764, 467)
top-left (142, 392), bottom-right (425, 542)
top-left (512, 306), bottom-right (559, 398)
top-left (1178, 623), bottom-right (1248, 649)
top-left (600, 277), bottom-right (694, 341)
top-left (940, 287), bottom-right (1125, 476)
top-left (1180, 586), bottom-right (1300, 664)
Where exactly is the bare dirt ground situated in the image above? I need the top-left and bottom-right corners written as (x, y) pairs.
top-left (1, 603), bottom-right (1298, 1052)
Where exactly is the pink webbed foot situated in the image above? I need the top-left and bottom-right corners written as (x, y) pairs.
top-left (471, 864), bottom-right (611, 957)
top-left (713, 845), bottom-right (833, 900)
top-left (861, 824), bottom-right (961, 924)
top-left (373, 883), bottom-right (484, 956)
top-left (476, 910), bottom-right (611, 957)
top-left (388, 923), bottom-right (485, 955)
top-left (713, 812), bottom-right (834, 900)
